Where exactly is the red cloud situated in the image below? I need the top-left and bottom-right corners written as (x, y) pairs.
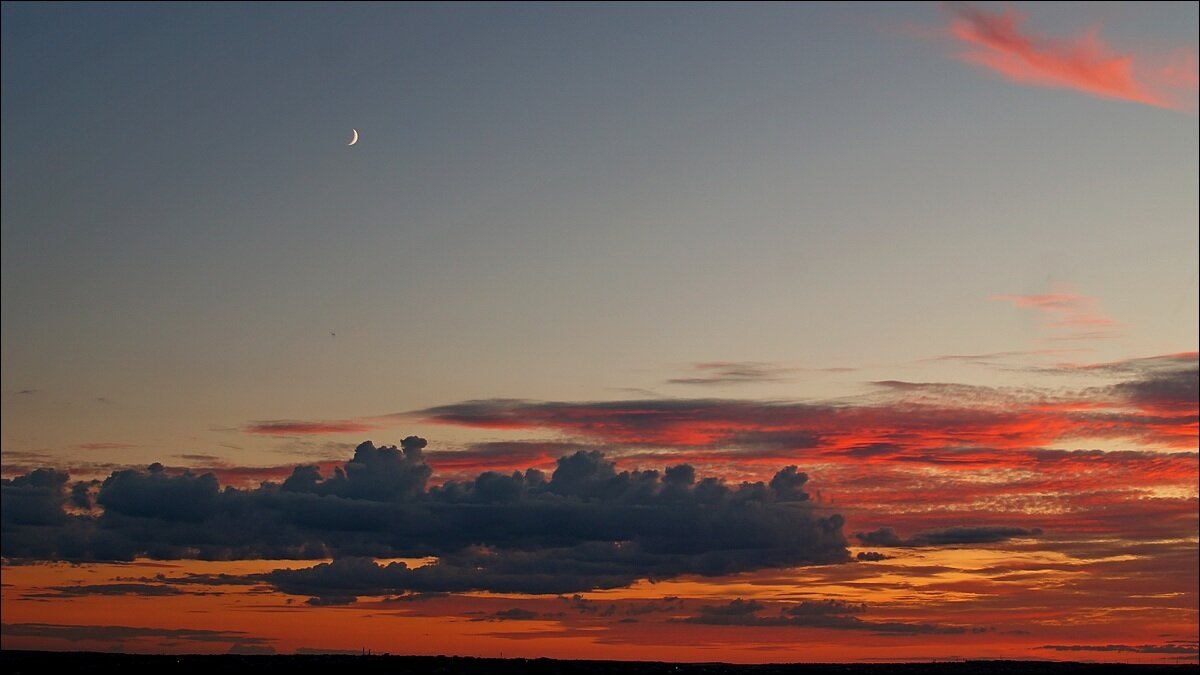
top-left (943, 4), bottom-right (1197, 111)
top-left (243, 420), bottom-right (375, 436)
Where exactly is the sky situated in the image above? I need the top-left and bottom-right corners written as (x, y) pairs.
top-left (1, 1), bottom-right (1197, 664)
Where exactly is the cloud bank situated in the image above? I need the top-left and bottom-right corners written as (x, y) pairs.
top-left (1, 440), bottom-right (848, 596)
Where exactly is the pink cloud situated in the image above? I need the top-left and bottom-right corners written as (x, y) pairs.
top-left (992, 290), bottom-right (1121, 340)
top-left (943, 4), bottom-right (1197, 111)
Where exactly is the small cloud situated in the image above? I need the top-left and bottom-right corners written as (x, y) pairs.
top-left (667, 362), bottom-right (794, 386)
top-left (75, 443), bottom-right (138, 451)
top-left (243, 419), bottom-right (376, 436)
top-left (470, 608), bottom-right (540, 622)
top-left (1039, 644), bottom-right (1199, 655)
top-left (993, 288), bottom-right (1122, 342)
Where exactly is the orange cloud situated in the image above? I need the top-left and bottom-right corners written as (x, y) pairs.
top-left (943, 4), bottom-right (1198, 111)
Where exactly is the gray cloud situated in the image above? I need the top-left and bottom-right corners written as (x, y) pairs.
top-left (1039, 644), bottom-right (1199, 655)
top-left (0, 622), bottom-right (270, 648)
top-left (2, 441), bottom-right (848, 598)
top-left (678, 599), bottom-right (967, 635)
top-left (667, 362), bottom-right (794, 386)
top-left (855, 526), bottom-right (1042, 548)
top-left (29, 583), bottom-right (185, 598)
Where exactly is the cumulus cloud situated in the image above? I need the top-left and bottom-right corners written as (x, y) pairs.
top-left (1, 441), bottom-right (847, 597)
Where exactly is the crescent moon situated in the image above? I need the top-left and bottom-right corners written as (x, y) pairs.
top-left (348, 128), bottom-right (359, 146)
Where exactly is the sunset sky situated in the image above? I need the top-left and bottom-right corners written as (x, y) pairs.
top-left (2, 2), bottom-right (1197, 664)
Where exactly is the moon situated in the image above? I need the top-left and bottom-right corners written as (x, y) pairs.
top-left (347, 128), bottom-right (359, 146)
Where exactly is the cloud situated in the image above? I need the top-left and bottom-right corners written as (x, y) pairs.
top-left (0, 622), bottom-right (271, 649)
top-left (854, 526), bottom-right (1042, 548)
top-left (667, 362), bottom-right (794, 386)
top-left (470, 608), bottom-right (540, 622)
top-left (243, 419), bottom-right (376, 436)
top-left (1039, 644), bottom-right (1199, 655)
top-left (1, 443), bottom-right (848, 597)
top-left (30, 583), bottom-right (185, 598)
top-left (76, 443), bottom-right (139, 451)
top-left (419, 352), bottom-right (1198, 453)
top-left (992, 290), bottom-right (1121, 342)
top-left (941, 4), bottom-right (1197, 110)
top-left (678, 598), bottom-right (964, 635)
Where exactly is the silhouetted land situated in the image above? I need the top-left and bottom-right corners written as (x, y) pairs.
top-left (1, 651), bottom-right (1193, 674)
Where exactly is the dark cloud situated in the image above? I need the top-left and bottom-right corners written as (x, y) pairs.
top-left (1, 469), bottom-right (71, 526)
top-left (227, 644), bottom-right (276, 655)
top-left (1, 441), bottom-right (848, 597)
top-left (1108, 363), bottom-right (1199, 413)
top-left (31, 583), bottom-right (185, 598)
top-left (1038, 644), bottom-right (1199, 655)
top-left (470, 608), bottom-right (540, 622)
top-left (0, 622), bottom-right (270, 648)
top-left (855, 551), bottom-right (892, 561)
top-left (678, 599), bottom-right (963, 635)
top-left (855, 526), bottom-right (1041, 548)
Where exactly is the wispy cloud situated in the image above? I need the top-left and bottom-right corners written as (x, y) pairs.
top-left (420, 353), bottom-right (1198, 452)
top-left (940, 4), bottom-right (1198, 111)
top-left (992, 289), bottom-right (1122, 342)
top-left (667, 362), bottom-right (794, 386)
top-left (243, 419), bottom-right (376, 436)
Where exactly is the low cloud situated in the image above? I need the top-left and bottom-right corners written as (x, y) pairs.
top-left (0, 622), bottom-right (271, 649)
top-left (243, 419), bottom-right (376, 436)
top-left (2, 442), bottom-right (848, 597)
top-left (30, 583), bottom-right (185, 598)
top-left (419, 353), bottom-right (1198, 453)
top-left (470, 608), bottom-right (540, 622)
top-left (679, 598), bottom-right (966, 635)
top-left (667, 362), bottom-right (794, 386)
top-left (855, 526), bottom-right (1042, 548)
top-left (1039, 644), bottom-right (1199, 655)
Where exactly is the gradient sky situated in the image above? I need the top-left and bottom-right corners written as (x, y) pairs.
top-left (2, 1), bottom-right (1197, 664)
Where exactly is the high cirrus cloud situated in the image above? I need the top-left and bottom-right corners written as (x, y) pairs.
top-left (0, 439), bottom-right (848, 597)
top-left (941, 4), bottom-right (1198, 111)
